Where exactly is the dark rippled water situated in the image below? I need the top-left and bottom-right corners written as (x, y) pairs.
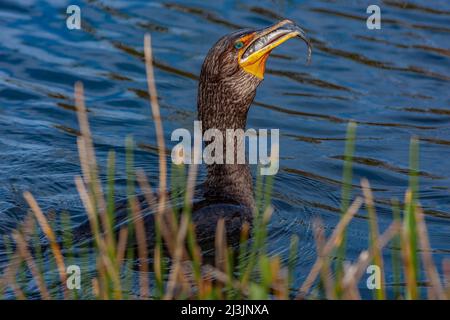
top-left (0, 0), bottom-right (449, 298)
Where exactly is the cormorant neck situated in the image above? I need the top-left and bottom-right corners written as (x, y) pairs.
top-left (197, 78), bottom-right (258, 209)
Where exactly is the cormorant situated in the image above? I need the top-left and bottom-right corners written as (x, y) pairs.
top-left (74, 19), bottom-right (312, 252)
top-left (192, 19), bottom-right (311, 249)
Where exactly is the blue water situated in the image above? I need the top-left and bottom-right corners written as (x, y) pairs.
top-left (0, 0), bottom-right (449, 298)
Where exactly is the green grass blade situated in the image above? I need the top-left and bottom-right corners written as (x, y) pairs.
top-left (391, 198), bottom-right (402, 299)
top-left (288, 235), bottom-right (299, 297)
top-left (335, 121), bottom-right (356, 296)
top-left (106, 150), bottom-right (117, 250)
top-left (404, 137), bottom-right (420, 299)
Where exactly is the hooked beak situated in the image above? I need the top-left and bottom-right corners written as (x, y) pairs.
top-left (238, 19), bottom-right (312, 79)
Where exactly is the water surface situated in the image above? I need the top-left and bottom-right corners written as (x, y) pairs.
top-left (0, 0), bottom-right (449, 298)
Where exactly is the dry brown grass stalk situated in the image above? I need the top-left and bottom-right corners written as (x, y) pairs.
top-left (416, 206), bottom-right (446, 299)
top-left (341, 221), bottom-right (400, 297)
top-left (12, 231), bottom-right (50, 299)
top-left (143, 34), bottom-right (168, 223)
top-left (361, 178), bottom-right (385, 299)
top-left (298, 197), bottom-right (363, 297)
top-left (116, 227), bottom-right (129, 269)
top-left (75, 83), bottom-right (108, 229)
top-left (23, 191), bottom-right (68, 299)
top-left (2, 254), bottom-right (26, 300)
top-left (75, 176), bottom-right (123, 299)
top-left (164, 213), bottom-right (191, 299)
top-left (312, 218), bottom-right (335, 299)
top-left (130, 197), bottom-right (150, 298)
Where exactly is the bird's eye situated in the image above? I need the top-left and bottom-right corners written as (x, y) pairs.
top-left (234, 41), bottom-right (244, 49)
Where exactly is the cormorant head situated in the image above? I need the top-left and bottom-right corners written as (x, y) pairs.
top-left (198, 19), bottom-right (312, 128)
top-left (202, 20), bottom-right (311, 80)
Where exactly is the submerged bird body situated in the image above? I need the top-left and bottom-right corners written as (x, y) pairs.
top-left (73, 20), bottom-right (312, 253)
